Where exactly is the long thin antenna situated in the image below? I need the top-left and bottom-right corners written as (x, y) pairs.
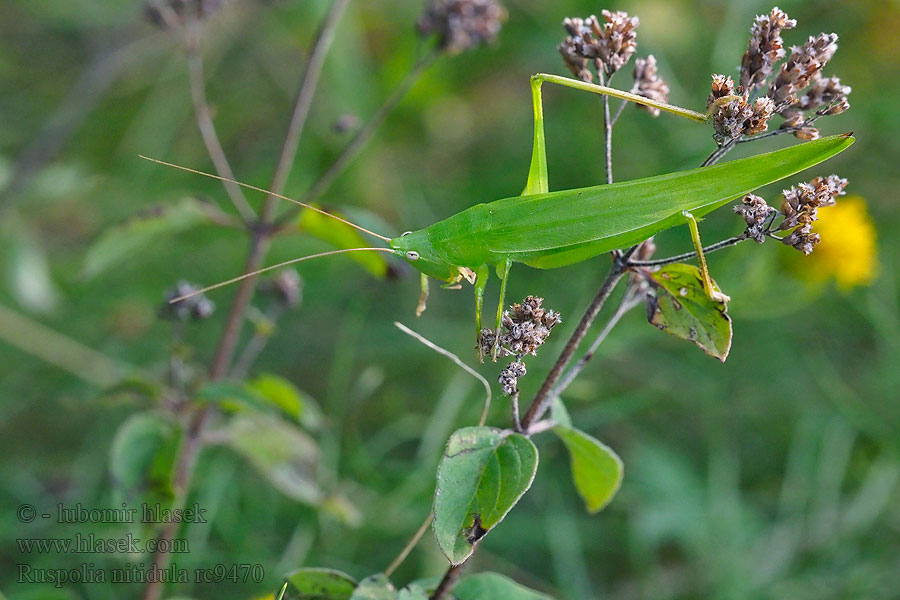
top-left (170, 247), bottom-right (396, 303)
top-left (139, 155), bottom-right (392, 242)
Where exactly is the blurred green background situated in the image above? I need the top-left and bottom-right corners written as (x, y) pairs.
top-left (2, 0), bottom-right (899, 598)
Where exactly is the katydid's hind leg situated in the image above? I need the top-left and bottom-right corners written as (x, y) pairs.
top-left (491, 259), bottom-right (512, 362)
top-left (523, 76), bottom-right (550, 196)
top-left (683, 210), bottom-right (730, 303)
top-left (474, 265), bottom-right (490, 361)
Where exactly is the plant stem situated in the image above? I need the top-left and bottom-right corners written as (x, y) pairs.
top-left (701, 137), bottom-right (738, 167)
top-left (142, 6), bottom-right (351, 600)
top-left (549, 289), bottom-right (642, 400)
top-left (520, 261), bottom-right (627, 431)
top-left (186, 48), bottom-right (256, 224)
top-left (384, 510), bottom-right (434, 578)
top-left (609, 82), bottom-right (639, 127)
top-left (430, 563), bottom-right (467, 600)
top-left (275, 51), bottom-right (438, 227)
top-left (627, 235), bottom-right (747, 268)
top-left (265, 0), bottom-right (352, 212)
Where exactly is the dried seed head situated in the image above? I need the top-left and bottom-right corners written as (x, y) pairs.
top-left (633, 55), bottom-right (669, 116)
top-left (558, 18), bottom-right (595, 82)
top-left (417, 0), bottom-right (507, 54)
top-left (740, 7), bottom-right (797, 93)
top-left (160, 281), bottom-right (215, 321)
top-left (498, 360), bottom-right (527, 396)
top-left (745, 97), bottom-right (776, 135)
top-left (799, 74), bottom-right (851, 111)
top-left (707, 74), bottom-right (736, 109)
top-left (768, 32), bottom-right (839, 108)
top-left (590, 10), bottom-right (640, 75)
top-left (712, 97), bottom-right (753, 145)
top-left (481, 296), bottom-right (562, 359)
top-left (734, 194), bottom-right (775, 243)
top-left (781, 223), bottom-right (820, 255)
top-left (780, 174), bottom-right (848, 230)
top-left (260, 269), bottom-right (303, 309)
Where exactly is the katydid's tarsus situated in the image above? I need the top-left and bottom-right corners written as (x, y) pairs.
top-left (147, 72), bottom-right (853, 360)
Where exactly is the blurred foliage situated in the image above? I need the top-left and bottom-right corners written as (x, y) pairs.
top-left (1, 0), bottom-right (899, 598)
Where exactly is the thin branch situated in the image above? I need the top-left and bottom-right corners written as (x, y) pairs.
top-left (550, 288), bottom-right (643, 399)
top-left (263, 0), bottom-right (353, 215)
top-left (430, 563), bottom-right (467, 600)
top-left (627, 235), bottom-right (747, 268)
top-left (186, 49), bottom-right (256, 223)
top-left (701, 137), bottom-right (739, 167)
top-left (384, 510), bottom-right (434, 578)
top-left (395, 322), bottom-right (492, 427)
top-left (608, 82), bottom-right (639, 128)
top-left (276, 51), bottom-right (438, 227)
top-left (520, 261), bottom-right (627, 430)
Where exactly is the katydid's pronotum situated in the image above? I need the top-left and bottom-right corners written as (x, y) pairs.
top-left (145, 72), bottom-right (853, 360)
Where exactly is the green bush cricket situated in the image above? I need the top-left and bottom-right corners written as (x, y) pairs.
top-left (145, 73), bottom-right (853, 360)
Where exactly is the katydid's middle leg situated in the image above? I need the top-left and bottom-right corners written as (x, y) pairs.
top-left (683, 210), bottom-right (730, 303)
top-left (491, 259), bottom-right (513, 361)
top-left (474, 264), bottom-right (489, 361)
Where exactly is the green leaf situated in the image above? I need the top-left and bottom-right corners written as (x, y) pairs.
top-left (397, 584), bottom-right (428, 600)
top-left (433, 427), bottom-right (539, 565)
top-left (349, 574), bottom-right (397, 600)
top-left (298, 207), bottom-right (388, 277)
top-left (454, 572), bottom-right (554, 600)
top-left (647, 263), bottom-right (733, 361)
top-left (282, 567), bottom-right (357, 600)
top-left (109, 412), bottom-right (180, 506)
top-left (553, 426), bottom-right (623, 514)
top-left (82, 198), bottom-right (213, 279)
top-left (216, 413), bottom-right (322, 504)
top-left (248, 373), bottom-right (324, 431)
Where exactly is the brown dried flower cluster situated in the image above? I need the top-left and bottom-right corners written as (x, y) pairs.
top-left (733, 194), bottom-right (776, 243)
top-left (740, 7), bottom-right (796, 93)
top-left (479, 296), bottom-right (562, 360)
top-left (160, 281), bottom-right (215, 321)
top-left (708, 8), bottom-right (849, 145)
top-left (777, 174), bottom-right (848, 254)
top-left (144, 0), bottom-right (227, 28)
top-left (633, 55), bottom-right (669, 117)
top-left (260, 269), bottom-right (302, 309)
top-left (417, 0), bottom-right (507, 54)
top-left (498, 360), bottom-right (526, 396)
top-left (558, 10), bottom-right (639, 81)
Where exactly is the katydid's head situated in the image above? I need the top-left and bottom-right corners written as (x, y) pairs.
top-left (390, 229), bottom-right (459, 282)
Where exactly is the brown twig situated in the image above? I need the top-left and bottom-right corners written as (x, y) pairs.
top-left (520, 261), bottom-right (627, 431)
top-left (430, 563), bottom-right (467, 600)
top-left (142, 5), bottom-right (352, 599)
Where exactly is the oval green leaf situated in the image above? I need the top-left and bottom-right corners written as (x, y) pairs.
top-left (282, 567), bottom-right (357, 600)
top-left (349, 574), bottom-right (397, 600)
top-left (647, 263), bottom-right (732, 361)
top-left (454, 572), bottom-right (554, 600)
top-left (553, 426), bottom-right (623, 514)
top-left (433, 427), bottom-right (539, 565)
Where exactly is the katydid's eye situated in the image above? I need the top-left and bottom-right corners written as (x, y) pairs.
top-left (405, 251), bottom-right (419, 261)
top-left (401, 231), bottom-right (412, 237)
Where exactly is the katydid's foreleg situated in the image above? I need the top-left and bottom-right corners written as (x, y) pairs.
top-left (683, 210), bottom-right (730, 303)
top-left (491, 259), bottom-right (513, 361)
top-left (416, 273), bottom-right (430, 317)
top-left (474, 265), bottom-right (490, 361)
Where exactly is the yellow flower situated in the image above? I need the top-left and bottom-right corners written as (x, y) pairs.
top-left (806, 196), bottom-right (878, 289)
